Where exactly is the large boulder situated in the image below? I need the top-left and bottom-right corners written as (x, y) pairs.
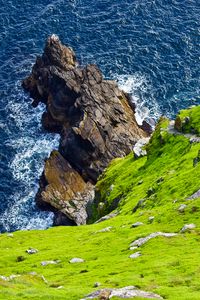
top-left (36, 151), bottom-right (94, 225)
top-left (23, 35), bottom-right (148, 224)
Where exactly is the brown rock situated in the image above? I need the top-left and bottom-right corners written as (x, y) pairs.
top-left (23, 35), bottom-right (148, 224)
top-left (38, 150), bottom-right (94, 225)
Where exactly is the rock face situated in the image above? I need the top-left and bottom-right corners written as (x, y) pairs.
top-left (23, 35), bottom-right (147, 224)
top-left (81, 286), bottom-right (163, 299)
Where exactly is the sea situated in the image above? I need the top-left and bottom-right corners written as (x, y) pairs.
top-left (0, 0), bottom-right (199, 232)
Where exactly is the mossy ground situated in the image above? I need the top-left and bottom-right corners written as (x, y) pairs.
top-left (0, 107), bottom-right (200, 300)
top-left (176, 106), bottom-right (200, 135)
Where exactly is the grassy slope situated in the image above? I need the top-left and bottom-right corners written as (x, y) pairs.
top-left (0, 107), bottom-right (200, 300)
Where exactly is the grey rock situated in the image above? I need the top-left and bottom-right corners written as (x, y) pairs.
top-left (133, 138), bottom-right (150, 158)
top-left (178, 204), bottom-right (187, 212)
top-left (148, 216), bottom-right (155, 223)
top-left (129, 252), bottom-right (141, 259)
top-left (129, 246), bottom-right (138, 251)
top-left (81, 286), bottom-right (163, 299)
top-left (96, 226), bottom-right (113, 233)
top-left (26, 248), bottom-right (38, 254)
top-left (130, 232), bottom-right (177, 248)
top-left (69, 258), bottom-right (84, 263)
top-left (180, 224), bottom-right (196, 233)
top-left (0, 275), bottom-right (20, 281)
top-left (41, 260), bottom-right (61, 266)
top-left (95, 212), bottom-right (118, 223)
top-left (186, 189), bottom-right (200, 200)
top-left (131, 222), bottom-right (144, 228)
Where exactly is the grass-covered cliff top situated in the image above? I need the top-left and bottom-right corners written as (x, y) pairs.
top-left (0, 106), bottom-right (200, 300)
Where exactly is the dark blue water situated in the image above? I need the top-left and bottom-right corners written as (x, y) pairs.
top-left (0, 0), bottom-right (199, 232)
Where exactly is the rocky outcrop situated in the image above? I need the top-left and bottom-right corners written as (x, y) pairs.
top-left (36, 151), bottom-right (94, 225)
top-left (81, 286), bottom-right (163, 299)
top-left (23, 35), bottom-right (148, 224)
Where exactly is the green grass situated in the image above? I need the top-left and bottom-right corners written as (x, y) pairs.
top-left (176, 106), bottom-right (200, 135)
top-left (0, 107), bottom-right (200, 299)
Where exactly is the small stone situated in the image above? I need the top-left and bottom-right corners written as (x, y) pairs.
top-left (148, 216), bottom-right (155, 223)
top-left (131, 222), bottom-right (143, 228)
top-left (178, 204), bottom-right (187, 213)
top-left (7, 233), bottom-right (13, 238)
top-left (41, 260), bottom-right (61, 266)
top-left (97, 226), bottom-right (113, 233)
top-left (110, 184), bottom-right (114, 191)
top-left (129, 246), bottom-right (138, 251)
top-left (94, 282), bottom-right (101, 288)
top-left (180, 224), bottom-right (196, 233)
top-left (69, 258), bottom-right (84, 263)
top-left (186, 189), bottom-right (200, 200)
top-left (26, 248), bottom-right (38, 254)
top-left (129, 252), bottom-right (141, 259)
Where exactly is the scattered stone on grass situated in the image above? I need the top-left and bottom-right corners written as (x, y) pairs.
top-left (130, 232), bottom-right (177, 248)
top-left (148, 216), bottom-right (155, 223)
top-left (69, 258), bottom-right (84, 263)
top-left (81, 286), bottom-right (163, 299)
top-left (129, 252), bottom-right (141, 259)
top-left (26, 248), bottom-right (38, 254)
top-left (186, 189), bottom-right (200, 200)
top-left (96, 226), bottom-right (113, 233)
top-left (95, 213), bottom-right (118, 223)
top-left (178, 204), bottom-right (187, 212)
top-left (180, 224), bottom-right (196, 233)
top-left (131, 222), bottom-right (144, 228)
top-left (41, 260), bottom-right (61, 266)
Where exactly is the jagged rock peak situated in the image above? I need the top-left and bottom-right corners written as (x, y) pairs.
top-left (42, 34), bottom-right (76, 68)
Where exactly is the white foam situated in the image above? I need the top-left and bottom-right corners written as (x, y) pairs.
top-left (114, 73), bottom-right (160, 125)
top-left (1, 83), bottom-right (59, 232)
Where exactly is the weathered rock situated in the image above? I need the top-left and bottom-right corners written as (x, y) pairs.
top-left (131, 222), bottom-right (144, 228)
top-left (186, 189), bottom-right (200, 200)
top-left (180, 224), bottom-right (196, 233)
top-left (41, 260), bottom-right (61, 266)
top-left (129, 252), bottom-right (141, 259)
top-left (178, 204), bottom-right (187, 213)
top-left (36, 150), bottom-right (94, 225)
top-left (148, 216), bottom-right (155, 223)
top-left (133, 137), bottom-right (150, 158)
top-left (69, 258), bottom-right (84, 263)
top-left (26, 248), bottom-right (38, 254)
top-left (23, 35), bottom-right (148, 224)
top-left (130, 232), bottom-right (177, 248)
top-left (96, 226), bottom-right (113, 233)
top-left (95, 212), bottom-right (118, 223)
top-left (0, 275), bottom-right (20, 281)
top-left (81, 286), bottom-right (163, 299)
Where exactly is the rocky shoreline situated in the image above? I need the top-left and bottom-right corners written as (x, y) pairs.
top-left (22, 35), bottom-right (149, 226)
